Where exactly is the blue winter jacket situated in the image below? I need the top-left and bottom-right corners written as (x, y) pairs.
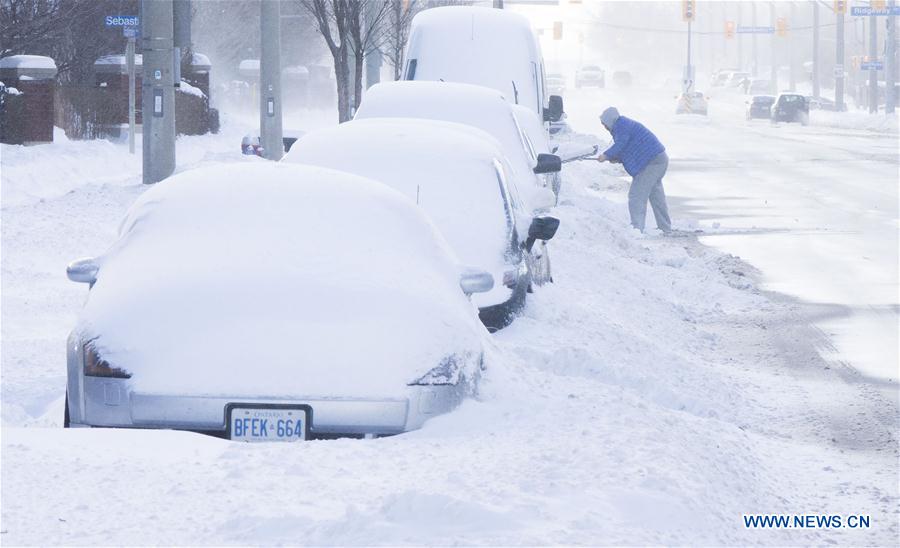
top-left (603, 116), bottom-right (665, 176)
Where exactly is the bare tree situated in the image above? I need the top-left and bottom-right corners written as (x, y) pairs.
top-left (301, 0), bottom-right (353, 121)
top-left (381, 0), bottom-right (471, 82)
top-left (346, 0), bottom-right (390, 109)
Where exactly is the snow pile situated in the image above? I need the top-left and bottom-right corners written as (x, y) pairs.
top-left (810, 109), bottom-right (899, 133)
top-left (0, 54), bottom-right (57, 71)
top-left (178, 79), bottom-right (206, 98)
top-left (78, 162), bottom-right (485, 397)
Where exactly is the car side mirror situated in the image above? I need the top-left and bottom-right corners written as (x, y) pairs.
top-left (543, 95), bottom-right (564, 122)
top-left (533, 153), bottom-right (561, 174)
top-left (459, 268), bottom-right (494, 295)
top-left (525, 215), bottom-right (560, 252)
top-left (67, 257), bottom-right (99, 284)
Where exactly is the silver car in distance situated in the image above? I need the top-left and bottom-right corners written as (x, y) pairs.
top-left (65, 163), bottom-right (492, 441)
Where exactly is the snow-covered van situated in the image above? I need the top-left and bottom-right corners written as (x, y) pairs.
top-left (403, 6), bottom-right (564, 126)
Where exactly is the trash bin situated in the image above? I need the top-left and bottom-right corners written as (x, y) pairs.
top-left (0, 55), bottom-right (57, 144)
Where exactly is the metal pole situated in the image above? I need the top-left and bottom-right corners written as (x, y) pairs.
top-left (141, 0), bottom-right (176, 185)
top-left (173, 0), bottom-right (191, 70)
top-left (127, 37), bottom-right (136, 154)
top-left (771, 2), bottom-right (778, 94)
top-left (789, 1), bottom-right (796, 90)
top-left (260, 0), bottom-right (283, 161)
top-left (836, 8), bottom-right (845, 111)
top-left (887, 0), bottom-right (897, 113)
top-left (813, 2), bottom-right (820, 99)
top-left (686, 19), bottom-right (692, 92)
top-left (752, 2), bottom-right (758, 76)
top-left (738, 3), bottom-right (744, 69)
top-left (869, 12), bottom-right (878, 113)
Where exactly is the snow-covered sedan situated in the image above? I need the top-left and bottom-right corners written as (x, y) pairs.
top-left (64, 163), bottom-right (493, 440)
top-left (285, 118), bottom-right (560, 331)
top-left (675, 91), bottom-right (709, 116)
top-left (575, 65), bottom-right (605, 88)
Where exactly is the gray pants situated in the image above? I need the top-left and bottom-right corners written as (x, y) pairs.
top-left (628, 152), bottom-right (672, 232)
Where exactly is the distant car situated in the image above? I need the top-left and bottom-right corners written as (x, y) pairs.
top-left (807, 96), bottom-right (847, 112)
top-left (745, 78), bottom-right (771, 95)
top-left (286, 118), bottom-right (559, 331)
top-left (711, 69), bottom-right (737, 87)
top-left (64, 162), bottom-right (493, 439)
top-left (546, 73), bottom-right (566, 95)
top-left (612, 71), bottom-right (633, 87)
top-left (771, 93), bottom-right (809, 125)
top-left (575, 65), bottom-right (605, 88)
top-left (675, 91), bottom-right (708, 115)
top-left (240, 130), bottom-right (305, 156)
top-left (746, 95), bottom-right (775, 120)
top-left (725, 71), bottom-right (750, 88)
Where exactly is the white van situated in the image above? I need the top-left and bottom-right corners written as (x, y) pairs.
top-left (403, 6), bottom-right (564, 126)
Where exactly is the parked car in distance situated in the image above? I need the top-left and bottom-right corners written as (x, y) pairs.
top-left (240, 130), bottom-right (305, 156)
top-left (711, 69), bottom-right (738, 87)
top-left (771, 93), bottom-right (809, 125)
top-left (64, 162), bottom-right (493, 439)
top-left (286, 118), bottom-right (559, 331)
top-left (575, 65), bottom-right (605, 88)
top-left (807, 96), bottom-right (847, 112)
top-left (403, 6), bottom-right (563, 127)
top-left (546, 73), bottom-right (566, 95)
top-left (612, 70), bottom-right (633, 87)
top-left (675, 91), bottom-right (709, 115)
top-left (746, 95), bottom-right (775, 120)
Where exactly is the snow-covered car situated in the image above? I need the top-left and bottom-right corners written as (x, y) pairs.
top-left (355, 81), bottom-right (561, 207)
top-left (771, 93), bottom-right (809, 125)
top-left (64, 162), bottom-right (494, 439)
top-left (511, 103), bottom-right (562, 199)
top-left (710, 69), bottom-right (735, 87)
top-left (403, 6), bottom-right (562, 126)
top-left (546, 73), bottom-right (566, 95)
top-left (675, 91), bottom-right (708, 115)
top-left (286, 118), bottom-right (559, 331)
top-left (575, 65), bottom-right (605, 88)
top-left (746, 95), bottom-right (775, 120)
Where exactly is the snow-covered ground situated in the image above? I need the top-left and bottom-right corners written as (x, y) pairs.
top-left (1, 93), bottom-right (898, 544)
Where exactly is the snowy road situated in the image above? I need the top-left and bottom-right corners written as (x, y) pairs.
top-left (2, 103), bottom-right (898, 544)
top-left (564, 85), bottom-right (899, 381)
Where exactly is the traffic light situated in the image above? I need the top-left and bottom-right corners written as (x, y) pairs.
top-left (776, 17), bottom-right (787, 37)
top-left (682, 0), bottom-right (695, 22)
top-left (834, 1), bottom-right (846, 14)
top-left (871, 0), bottom-right (886, 10)
top-left (725, 20), bottom-right (735, 39)
top-left (553, 21), bottom-right (563, 40)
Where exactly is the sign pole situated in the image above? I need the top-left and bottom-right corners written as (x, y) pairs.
top-left (887, 0), bottom-right (897, 113)
top-left (837, 8), bottom-right (845, 111)
top-left (127, 35), bottom-right (136, 154)
top-left (870, 12), bottom-right (878, 113)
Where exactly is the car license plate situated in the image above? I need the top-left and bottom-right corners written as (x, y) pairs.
top-left (227, 404), bottom-right (310, 442)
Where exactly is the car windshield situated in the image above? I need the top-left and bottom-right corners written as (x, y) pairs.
top-left (780, 95), bottom-right (803, 103)
top-left (753, 96), bottom-right (774, 104)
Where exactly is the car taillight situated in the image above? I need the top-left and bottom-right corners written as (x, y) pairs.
top-left (83, 342), bottom-right (131, 378)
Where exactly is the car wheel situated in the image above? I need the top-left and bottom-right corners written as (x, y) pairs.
top-left (64, 390), bottom-right (70, 428)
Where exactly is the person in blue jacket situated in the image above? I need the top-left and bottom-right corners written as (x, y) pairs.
top-left (597, 107), bottom-right (672, 233)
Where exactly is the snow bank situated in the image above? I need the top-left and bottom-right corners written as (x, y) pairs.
top-left (78, 162), bottom-right (484, 397)
top-left (810, 109), bottom-right (899, 133)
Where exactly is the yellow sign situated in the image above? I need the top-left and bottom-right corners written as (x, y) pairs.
top-left (776, 17), bottom-right (787, 37)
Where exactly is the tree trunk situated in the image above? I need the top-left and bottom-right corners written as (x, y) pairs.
top-left (353, 49), bottom-right (364, 113)
top-left (334, 45), bottom-right (352, 122)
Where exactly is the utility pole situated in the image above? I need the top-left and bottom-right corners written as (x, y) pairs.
top-left (790, 1), bottom-right (797, 90)
top-left (141, 0), bottom-right (176, 185)
top-left (813, 2), bottom-right (820, 99)
top-left (365, 1), bottom-right (382, 89)
top-left (260, 0), bottom-right (283, 161)
top-left (126, 34), bottom-right (136, 154)
top-left (771, 2), bottom-right (778, 93)
top-left (752, 2), bottom-right (758, 76)
top-left (493, 0), bottom-right (503, 7)
top-left (869, 11), bottom-right (878, 113)
top-left (836, 5), bottom-right (845, 111)
top-left (888, 0), bottom-right (897, 113)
